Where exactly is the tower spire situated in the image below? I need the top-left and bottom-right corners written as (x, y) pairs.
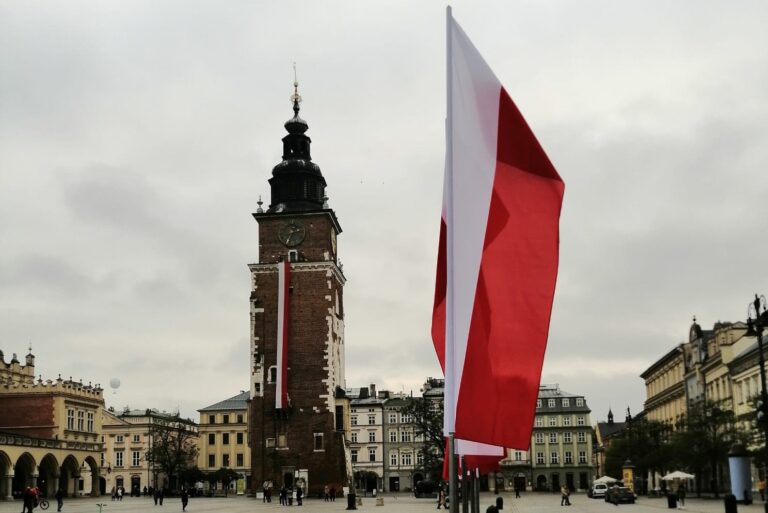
top-left (265, 68), bottom-right (327, 213)
top-left (291, 62), bottom-right (302, 117)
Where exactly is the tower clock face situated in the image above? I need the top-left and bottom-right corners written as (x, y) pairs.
top-left (278, 221), bottom-right (306, 247)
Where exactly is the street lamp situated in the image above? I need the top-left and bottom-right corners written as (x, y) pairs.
top-left (746, 294), bottom-right (768, 512)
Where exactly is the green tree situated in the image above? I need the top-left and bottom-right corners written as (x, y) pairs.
top-left (669, 399), bottom-right (745, 497)
top-left (604, 418), bottom-right (672, 492)
top-left (212, 467), bottom-right (240, 496)
top-left (402, 395), bottom-right (444, 482)
top-left (146, 413), bottom-right (199, 491)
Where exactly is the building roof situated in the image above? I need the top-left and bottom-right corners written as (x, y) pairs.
top-left (596, 421), bottom-right (627, 440)
top-left (198, 391), bottom-right (249, 412)
top-left (640, 344), bottom-right (684, 379)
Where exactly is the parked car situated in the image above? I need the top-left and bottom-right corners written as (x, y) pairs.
top-left (605, 486), bottom-right (636, 504)
top-left (591, 483), bottom-right (609, 499)
top-left (414, 481), bottom-right (438, 498)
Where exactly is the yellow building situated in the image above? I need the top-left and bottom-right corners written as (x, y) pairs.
top-left (1, 349), bottom-right (104, 498)
top-left (198, 391), bottom-right (250, 494)
top-left (640, 345), bottom-right (686, 426)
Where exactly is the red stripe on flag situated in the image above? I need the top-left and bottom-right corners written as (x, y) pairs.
top-left (431, 218), bottom-right (447, 372)
top-left (454, 87), bottom-right (564, 448)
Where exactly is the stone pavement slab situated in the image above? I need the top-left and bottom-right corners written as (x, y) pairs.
top-left (1, 493), bottom-right (764, 513)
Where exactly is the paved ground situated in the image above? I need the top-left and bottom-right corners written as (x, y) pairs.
top-left (0, 492), bottom-right (763, 513)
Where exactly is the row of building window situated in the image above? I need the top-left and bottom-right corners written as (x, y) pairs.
top-left (536, 398), bottom-right (584, 408)
top-left (113, 450), bottom-right (141, 467)
top-left (207, 432), bottom-right (245, 445)
top-left (534, 415), bottom-right (586, 427)
top-left (350, 413), bottom-right (414, 426)
top-left (349, 448), bottom-right (424, 465)
top-left (208, 453), bottom-right (245, 467)
top-left (207, 413), bottom-right (244, 424)
top-left (535, 451), bottom-right (588, 465)
top-left (114, 434), bottom-right (142, 443)
top-left (264, 433), bottom-right (324, 451)
top-left (349, 431), bottom-right (420, 443)
top-left (534, 432), bottom-right (588, 444)
top-left (66, 409), bottom-right (95, 432)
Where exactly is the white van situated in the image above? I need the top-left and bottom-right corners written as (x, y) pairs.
top-left (591, 483), bottom-right (608, 498)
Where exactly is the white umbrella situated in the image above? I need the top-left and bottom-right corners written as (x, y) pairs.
top-left (661, 471), bottom-right (695, 480)
top-left (594, 476), bottom-right (619, 485)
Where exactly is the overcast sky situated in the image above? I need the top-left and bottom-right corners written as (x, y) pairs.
top-left (2, 1), bottom-right (768, 426)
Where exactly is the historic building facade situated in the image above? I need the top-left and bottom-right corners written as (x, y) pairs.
top-left (248, 86), bottom-right (350, 497)
top-left (348, 386), bottom-right (385, 493)
top-left (103, 407), bottom-right (198, 495)
top-left (382, 393), bottom-right (422, 493)
top-left (198, 391), bottom-right (250, 493)
top-left (1, 348), bottom-right (104, 499)
top-left (530, 384), bottom-right (594, 493)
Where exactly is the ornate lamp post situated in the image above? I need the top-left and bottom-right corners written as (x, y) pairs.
top-left (746, 294), bottom-right (768, 512)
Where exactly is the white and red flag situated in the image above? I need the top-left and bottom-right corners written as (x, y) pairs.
top-left (275, 259), bottom-right (291, 409)
top-left (433, 9), bottom-right (565, 450)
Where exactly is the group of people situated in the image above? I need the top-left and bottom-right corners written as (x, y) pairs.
top-left (277, 485), bottom-right (304, 506)
top-left (322, 485), bottom-right (337, 501)
top-left (21, 486), bottom-right (65, 513)
top-left (560, 485), bottom-right (571, 506)
top-left (110, 485), bottom-right (125, 501)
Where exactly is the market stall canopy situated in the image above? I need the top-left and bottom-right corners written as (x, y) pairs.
top-left (594, 476), bottom-right (620, 484)
top-left (661, 471), bottom-right (695, 480)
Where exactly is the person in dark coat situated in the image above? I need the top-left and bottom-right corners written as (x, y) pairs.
top-left (329, 487), bottom-right (336, 501)
top-left (55, 488), bottom-right (64, 512)
top-left (159, 488), bottom-right (164, 506)
top-left (181, 489), bottom-right (189, 512)
top-left (296, 486), bottom-right (303, 506)
top-left (153, 489), bottom-right (159, 506)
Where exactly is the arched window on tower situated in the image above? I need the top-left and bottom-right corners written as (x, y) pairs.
top-left (268, 366), bottom-right (277, 384)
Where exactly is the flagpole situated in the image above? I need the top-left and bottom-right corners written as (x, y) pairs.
top-left (449, 433), bottom-right (457, 513)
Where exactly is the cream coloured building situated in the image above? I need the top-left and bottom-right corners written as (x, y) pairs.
top-left (198, 391), bottom-right (250, 493)
top-left (640, 345), bottom-right (686, 426)
top-left (1, 349), bottom-right (104, 499)
top-left (103, 408), bottom-right (198, 494)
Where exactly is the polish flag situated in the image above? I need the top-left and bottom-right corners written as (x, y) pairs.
top-left (275, 259), bottom-right (291, 409)
top-left (433, 9), bottom-right (564, 450)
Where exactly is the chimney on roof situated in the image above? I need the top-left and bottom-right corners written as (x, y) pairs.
top-left (370, 384), bottom-right (376, 398)
top-left (360, 387), bottom-right (369, 399)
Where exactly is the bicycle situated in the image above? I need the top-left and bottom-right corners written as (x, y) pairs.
top-left (38, 498), bottom-right (50, 510)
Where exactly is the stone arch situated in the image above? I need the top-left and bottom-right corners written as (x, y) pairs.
top-left (60, 455), bottom-right (80, 497)
top-left (83, 455), bottom-right (101, 497)
top-left (0, 450), bottom-right (13, 500)
top-left (13, 452), bottom-right (37, 497)
top-left (536, 474), bottom-right (547, 491)
top-left (38, 454), bottom-right (60, 498)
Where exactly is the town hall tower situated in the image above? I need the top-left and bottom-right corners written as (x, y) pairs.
top-left (248, 83), bottom-right (350, 496)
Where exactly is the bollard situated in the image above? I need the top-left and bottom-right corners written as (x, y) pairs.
top-left (496, 496), bottom-right (503, 510)
top-left (346, 492), bottom-right (356, 510)
top-left (724, 494), bottom-right (737, 513)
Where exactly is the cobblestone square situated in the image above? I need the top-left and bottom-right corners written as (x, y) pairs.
top-left (1, 493), bottom-right (765, 513)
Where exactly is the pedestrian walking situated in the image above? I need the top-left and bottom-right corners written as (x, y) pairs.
top-left (159, 488), bottom-right (164, 506)
top-left (677, 484), bottom-right (686, 509)
top-left (263, 481), bottom-right (269, 503)
top-left (55, 488), bottom-right (64, 512)
top-left (437, 487), bottom-right (446, 509)
top-left (324, 485), bottom-right (329, 502)
top-left (181, 489), bottom-right (189, 512)
top-left (153, 489), bottom-right (159, 506)
top-left (515, 484), bottom-right (521, 498)
top-left (760, 479), bottom-right (766, 502)
top-left (296, 486), bottom-right (303, 506)
top-left (329, 487), bottom-right (336, 501)
top-left (560, 485), bottom-right (569, 506)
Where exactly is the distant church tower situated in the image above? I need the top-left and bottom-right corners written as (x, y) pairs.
top-left (248, 81), bottom-right (349, 495)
